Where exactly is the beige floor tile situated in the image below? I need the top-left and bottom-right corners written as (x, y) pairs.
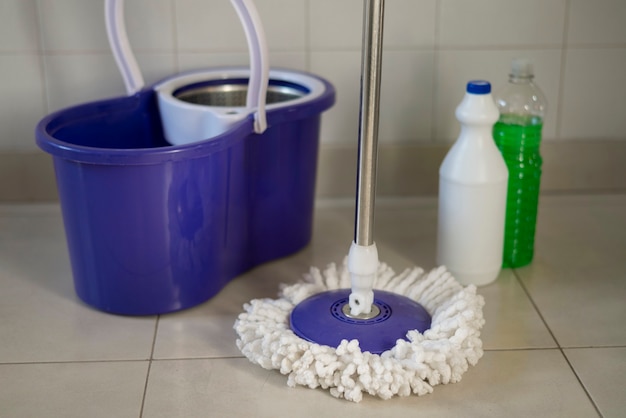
top-left (517, 195), bottom-right (626, 347)
top-left (143, 350), bottom-right (598, 418)
top-left (530, 195), bottom-right (626, 268)
top-left (479, 269), bottom-right (556, 349)
top-left (154, 200), bottom-right (446, 360)
top-left (0, 208), bottom-right (157, 362)
top-left (517, 262), bottom-right (626, 347)
top-left (565, 347), bottom-right (626, 418)
top-left (370, 200), bottom-right (440, 270)
top-left (154, 197), bottom-right (553, 358)
top-left (0, 361), bottom-right (148, 418)
top-left (2, 195), bottom-right (623, 418)
top-left (153, 208), bottom-right (357, 359)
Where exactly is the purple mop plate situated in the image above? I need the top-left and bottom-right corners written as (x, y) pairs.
top-left (290, 289), bottom-right (432, 354)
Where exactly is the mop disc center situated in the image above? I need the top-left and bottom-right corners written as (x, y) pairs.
top-left (337, 298), bottom-right (386, 322)
top-left (290, 289), bottom-right (431, 355)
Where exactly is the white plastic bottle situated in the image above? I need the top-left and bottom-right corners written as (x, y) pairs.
top-left (437, 80), bottom-right (508, 286)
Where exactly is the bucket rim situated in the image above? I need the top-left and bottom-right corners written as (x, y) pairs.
top-left (36, 67), bottom-right (335, 166)
top-left (154, 67), bottom-right (328, 112)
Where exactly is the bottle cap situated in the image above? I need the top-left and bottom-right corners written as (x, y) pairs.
top-left (511, 58), bottom-right (534, 77)
top-left (466, 80), bottom-right (491, 95)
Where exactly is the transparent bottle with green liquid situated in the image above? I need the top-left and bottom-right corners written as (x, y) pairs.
top-left (493, 59), bottom-right (547, 268)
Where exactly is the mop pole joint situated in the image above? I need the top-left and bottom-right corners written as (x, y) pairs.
top-left (348, 241), bottom-right (379, 316)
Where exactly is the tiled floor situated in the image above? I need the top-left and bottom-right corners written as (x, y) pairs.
top-left (1, 194), bottom-right (625, 417)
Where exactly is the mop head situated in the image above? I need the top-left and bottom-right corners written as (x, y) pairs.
top-left (234, 259), bottom-right (485, 402)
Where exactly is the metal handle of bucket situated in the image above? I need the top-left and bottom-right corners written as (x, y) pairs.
top-left (104, 0), bottom-right (269, 134)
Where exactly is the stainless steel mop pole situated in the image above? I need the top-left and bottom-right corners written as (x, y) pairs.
top-left (355, 0), bottom-right (384, 246)
top-left (347, 0), bottom-right (385, 317)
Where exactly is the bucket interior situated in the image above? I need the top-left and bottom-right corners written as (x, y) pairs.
top-left (173, 79), bottom-right (309, 107)
top-left (43, 91), bottom-right (170, 150)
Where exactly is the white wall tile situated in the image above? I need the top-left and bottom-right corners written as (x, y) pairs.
top-left (561, 48), bottom-right (626, 139)
top-left (255, 0), bottom-right (306, 50)
top-left (310, 0), bottom-right (437, 50)
top-left (0, 55), bottom-right (45, 150)
top-left (39, 0), bottom-right (174, 52)
top-left (125, 0), bottom-right (175, 51)
top-left (309, 0), bottom-right (361, 50)
top-left (311, 50), bottom-right (434, 144)
top-left (0, 0), bottom-right (39, 52)
top-left (310, 51), bottom-right (361, 144)
top-left (178, 51), bottom-right (306, 73)
top-left (384, 0), bottom-right (437, 48)
top-left (175, 0), bottom-right (305, 52)
top-left (378, 50), bottom-right (434, 142)
top-left (175, 0), bottom-right (245, 51)
top-left (1, 0), bottom-right (625, 154)
top-left (38, 0), bottom-right (108, 52)
top-left (439, 0), bottom-right (566, 47)
top-left (44, 53), bottom-right (174, 111)
top-left (265, 52), bottom-right (307, 71)
top-left (178, 52), bottom-right (249, 72)
top-left (568, 0), bottom-right (626, 46)
top-left (134, 53), bottom-right (177, 85)
top-left (44, 54), bottom-right (126, 110)
top-left (46, 52), bottom-right (176, 99)
top-left (435, 50), bottom-right (561, 141)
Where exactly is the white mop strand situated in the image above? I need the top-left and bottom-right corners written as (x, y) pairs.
top-left (234, 259), bottom-right (485, 402)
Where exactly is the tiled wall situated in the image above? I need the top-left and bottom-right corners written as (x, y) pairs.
top-left (1, 0), bottom-right (626, 152)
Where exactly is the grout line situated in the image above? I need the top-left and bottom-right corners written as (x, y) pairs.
top-left (555, 0), bottom-right (572, 138)
top-left (559, 352), bottom-right (605, 417)
top-left (139, 315), bottom-right (160, 418)
top-left (33, 0), bottom-right (51, 115)
top-left (150, 355), bottom-right (247, 362)
top-left (566, 43), bottom-right (626, 50)
top-left (170, 0), bottom-right (180, 73)
top-left (0, 50), bottom-right (43, 56)
top-left (482, 347), bottom-right (561, 352)
top-left (435, 44), bottom-right (566, 51)
top-left (304, 0), bottom-right (311, 71)
top-left (307, 45), bottom-right (435, 53)
top-left (2, 346), bottom-right (624, 367)
top-left (511, 269), bottom-right (560, 348)
top-left (512, 268), bottom-right (604, 417)
top-left (0, 359), bottom-right (150, 366)
top-left (430, 0), bottom-right (442, 143)
top-left (541, 189), bottom-right (626, 197)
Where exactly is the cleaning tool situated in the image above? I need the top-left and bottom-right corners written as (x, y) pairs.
top-left (234, 0), bottom-right (485, 402)
top-left (35, 0), bottom-right (334, 315)
top-left (437, 81), bottom-right (508, 286)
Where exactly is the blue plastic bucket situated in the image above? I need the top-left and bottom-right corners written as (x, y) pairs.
top-left (36, 68), bottom-right (334, 315)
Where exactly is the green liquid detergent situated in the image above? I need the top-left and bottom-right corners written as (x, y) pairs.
top-left (493, 116), bottom-right (543, 268)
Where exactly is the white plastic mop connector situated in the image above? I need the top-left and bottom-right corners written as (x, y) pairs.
top-left (347, 241), bottom-right (378, 316)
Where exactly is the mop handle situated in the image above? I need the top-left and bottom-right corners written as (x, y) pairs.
top-left (105, 0), bottom-right (269, 134)
top-left (230, 0), bottom-right (269, 134)
top-left (105, 0), bottom-right (145, 95)
top-left (355, 0), bottom-right (385, 247)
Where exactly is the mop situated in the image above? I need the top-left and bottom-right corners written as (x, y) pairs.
top-left (234, 0), bottom-right (485, 402)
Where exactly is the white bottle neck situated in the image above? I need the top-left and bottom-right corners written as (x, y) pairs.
top-left (455, 92), bottom-right (499, 127)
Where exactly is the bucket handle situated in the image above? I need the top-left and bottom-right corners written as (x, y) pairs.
top-left (104, 0), bottom-right (269, 134)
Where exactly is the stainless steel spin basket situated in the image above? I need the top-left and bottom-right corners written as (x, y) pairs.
top-left (174, 82), bottom-right (307, 107)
